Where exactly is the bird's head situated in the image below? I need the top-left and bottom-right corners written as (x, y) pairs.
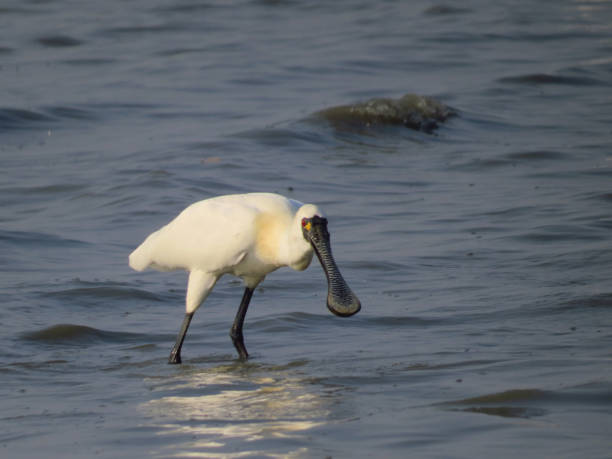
top-left (299, 208), bottom-right (361, 317)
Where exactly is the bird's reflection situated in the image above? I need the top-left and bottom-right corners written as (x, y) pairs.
top-left (142, 361), bottom-right (337, 457)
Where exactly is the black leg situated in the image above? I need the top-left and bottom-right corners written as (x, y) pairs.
top-left (230, 287), bottom-right (254, 360)
top-left (168, 312), bottom-right (194, 364)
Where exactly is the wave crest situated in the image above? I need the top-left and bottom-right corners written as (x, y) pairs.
top-left (21, 324), bottom-right (142, 345)
top-left (315, 93), bottom-right (455, 133)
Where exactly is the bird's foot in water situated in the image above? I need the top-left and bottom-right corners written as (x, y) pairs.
top-left (168, 350), bottom-right (182, 364)
top-left (230, 330), bottom-right (249, 360)
top-left (237, 348), bottom-right (249, 361)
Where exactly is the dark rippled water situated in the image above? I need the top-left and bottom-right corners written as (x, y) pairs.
top-left (2, 1), bottom-right (612, 457)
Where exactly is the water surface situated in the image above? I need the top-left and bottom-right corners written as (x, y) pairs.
top-left (1, 0), bottom-right (612, 457)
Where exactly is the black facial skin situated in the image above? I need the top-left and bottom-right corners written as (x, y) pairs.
top-left (302, 216), bottom-right (361, 317)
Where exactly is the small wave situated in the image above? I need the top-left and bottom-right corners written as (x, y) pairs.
top-left (453, 150), bottom-right (570, 172)
top-left (468, 204), bottom-right (535, 220)
top-left (0, 105), bottom-right (96, 131)
top-left (498, 73), bottom-right (604, 86)
top-left (458, 406), bottom-right (548, 418)
top-left (441, 383), bottom-right (612, 419)
top-left (36, 35), bottom-right (83, 47)
top-left (451, 157), bottom-right (514, 171)
top-left (61, 57), bottom-right (116, 66)
top-left (314, 93), bottom-right (455, 133)
top-left (0, 6), bottom-right (35, 14)
top-left (423, 5), bottom-right (471, 15)
top-left (44, 105), bottom-right (96, 121)
top-left (0, 107), bottom-right (53, 130)
top-left (453, 388), bottom-right (547, 404)
top-left (251, 312), bottom-right (330, 333)
top-left (514, 225), bottom-right (605, 243)
top-left (3, 360), bottom-right (69, 374)
top-left (356, 315), bottom-right (446, 328)
top-left (21, 324), bottom-right (142, 345)
top-left (585, 192), bottom-right (612, 203)
top-left (86, 101), bottom-right (160, 112)
top-left (43, 286), bottom-right (164, 303)
top-left (348, 260), bottom-right (408, 272)
top-left (0, 229), bottom-right (87, 248)
top-left (155, 47), bottom-right (209, 57)
top-left (152, 3), bottom-right (217, 14)
top-left (236, 125), bottom-right (327, 147)
top-left (0, 183), bottom-right (88, 198)
top-left (442, 389), bottom-right (549, 418)
top-left (562, 293), bottom-right (612, 310)
top-left (102, 24), bottom-right (183, 37)
top-left (251, 312), bottom-right (443, 334)
top-left (504, 150), bottom-right (569, 162)
top-left (403, 359), bottom-right (503, 372)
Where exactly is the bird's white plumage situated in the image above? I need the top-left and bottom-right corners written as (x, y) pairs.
top-left (129, 193), bottom-right (323, 313)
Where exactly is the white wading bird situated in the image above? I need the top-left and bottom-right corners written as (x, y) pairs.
top-left (129, 192), bottom-right (361, 363)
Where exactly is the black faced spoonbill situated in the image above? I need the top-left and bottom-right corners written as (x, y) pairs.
top-left (129, 192), bottom-right (361, 363)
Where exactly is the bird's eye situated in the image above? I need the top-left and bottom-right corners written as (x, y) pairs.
top-left (301, 218), bottom-right (312, 231)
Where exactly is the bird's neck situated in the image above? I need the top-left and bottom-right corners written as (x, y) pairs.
top-left (285, 219), bottom-right (314, 271)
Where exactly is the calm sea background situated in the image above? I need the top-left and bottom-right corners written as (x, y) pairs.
top-left (1, 0), bottom-right (612, 457)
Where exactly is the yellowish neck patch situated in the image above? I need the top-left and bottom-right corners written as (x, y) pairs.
top-left (254, 213), bottom-right (288, 265)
